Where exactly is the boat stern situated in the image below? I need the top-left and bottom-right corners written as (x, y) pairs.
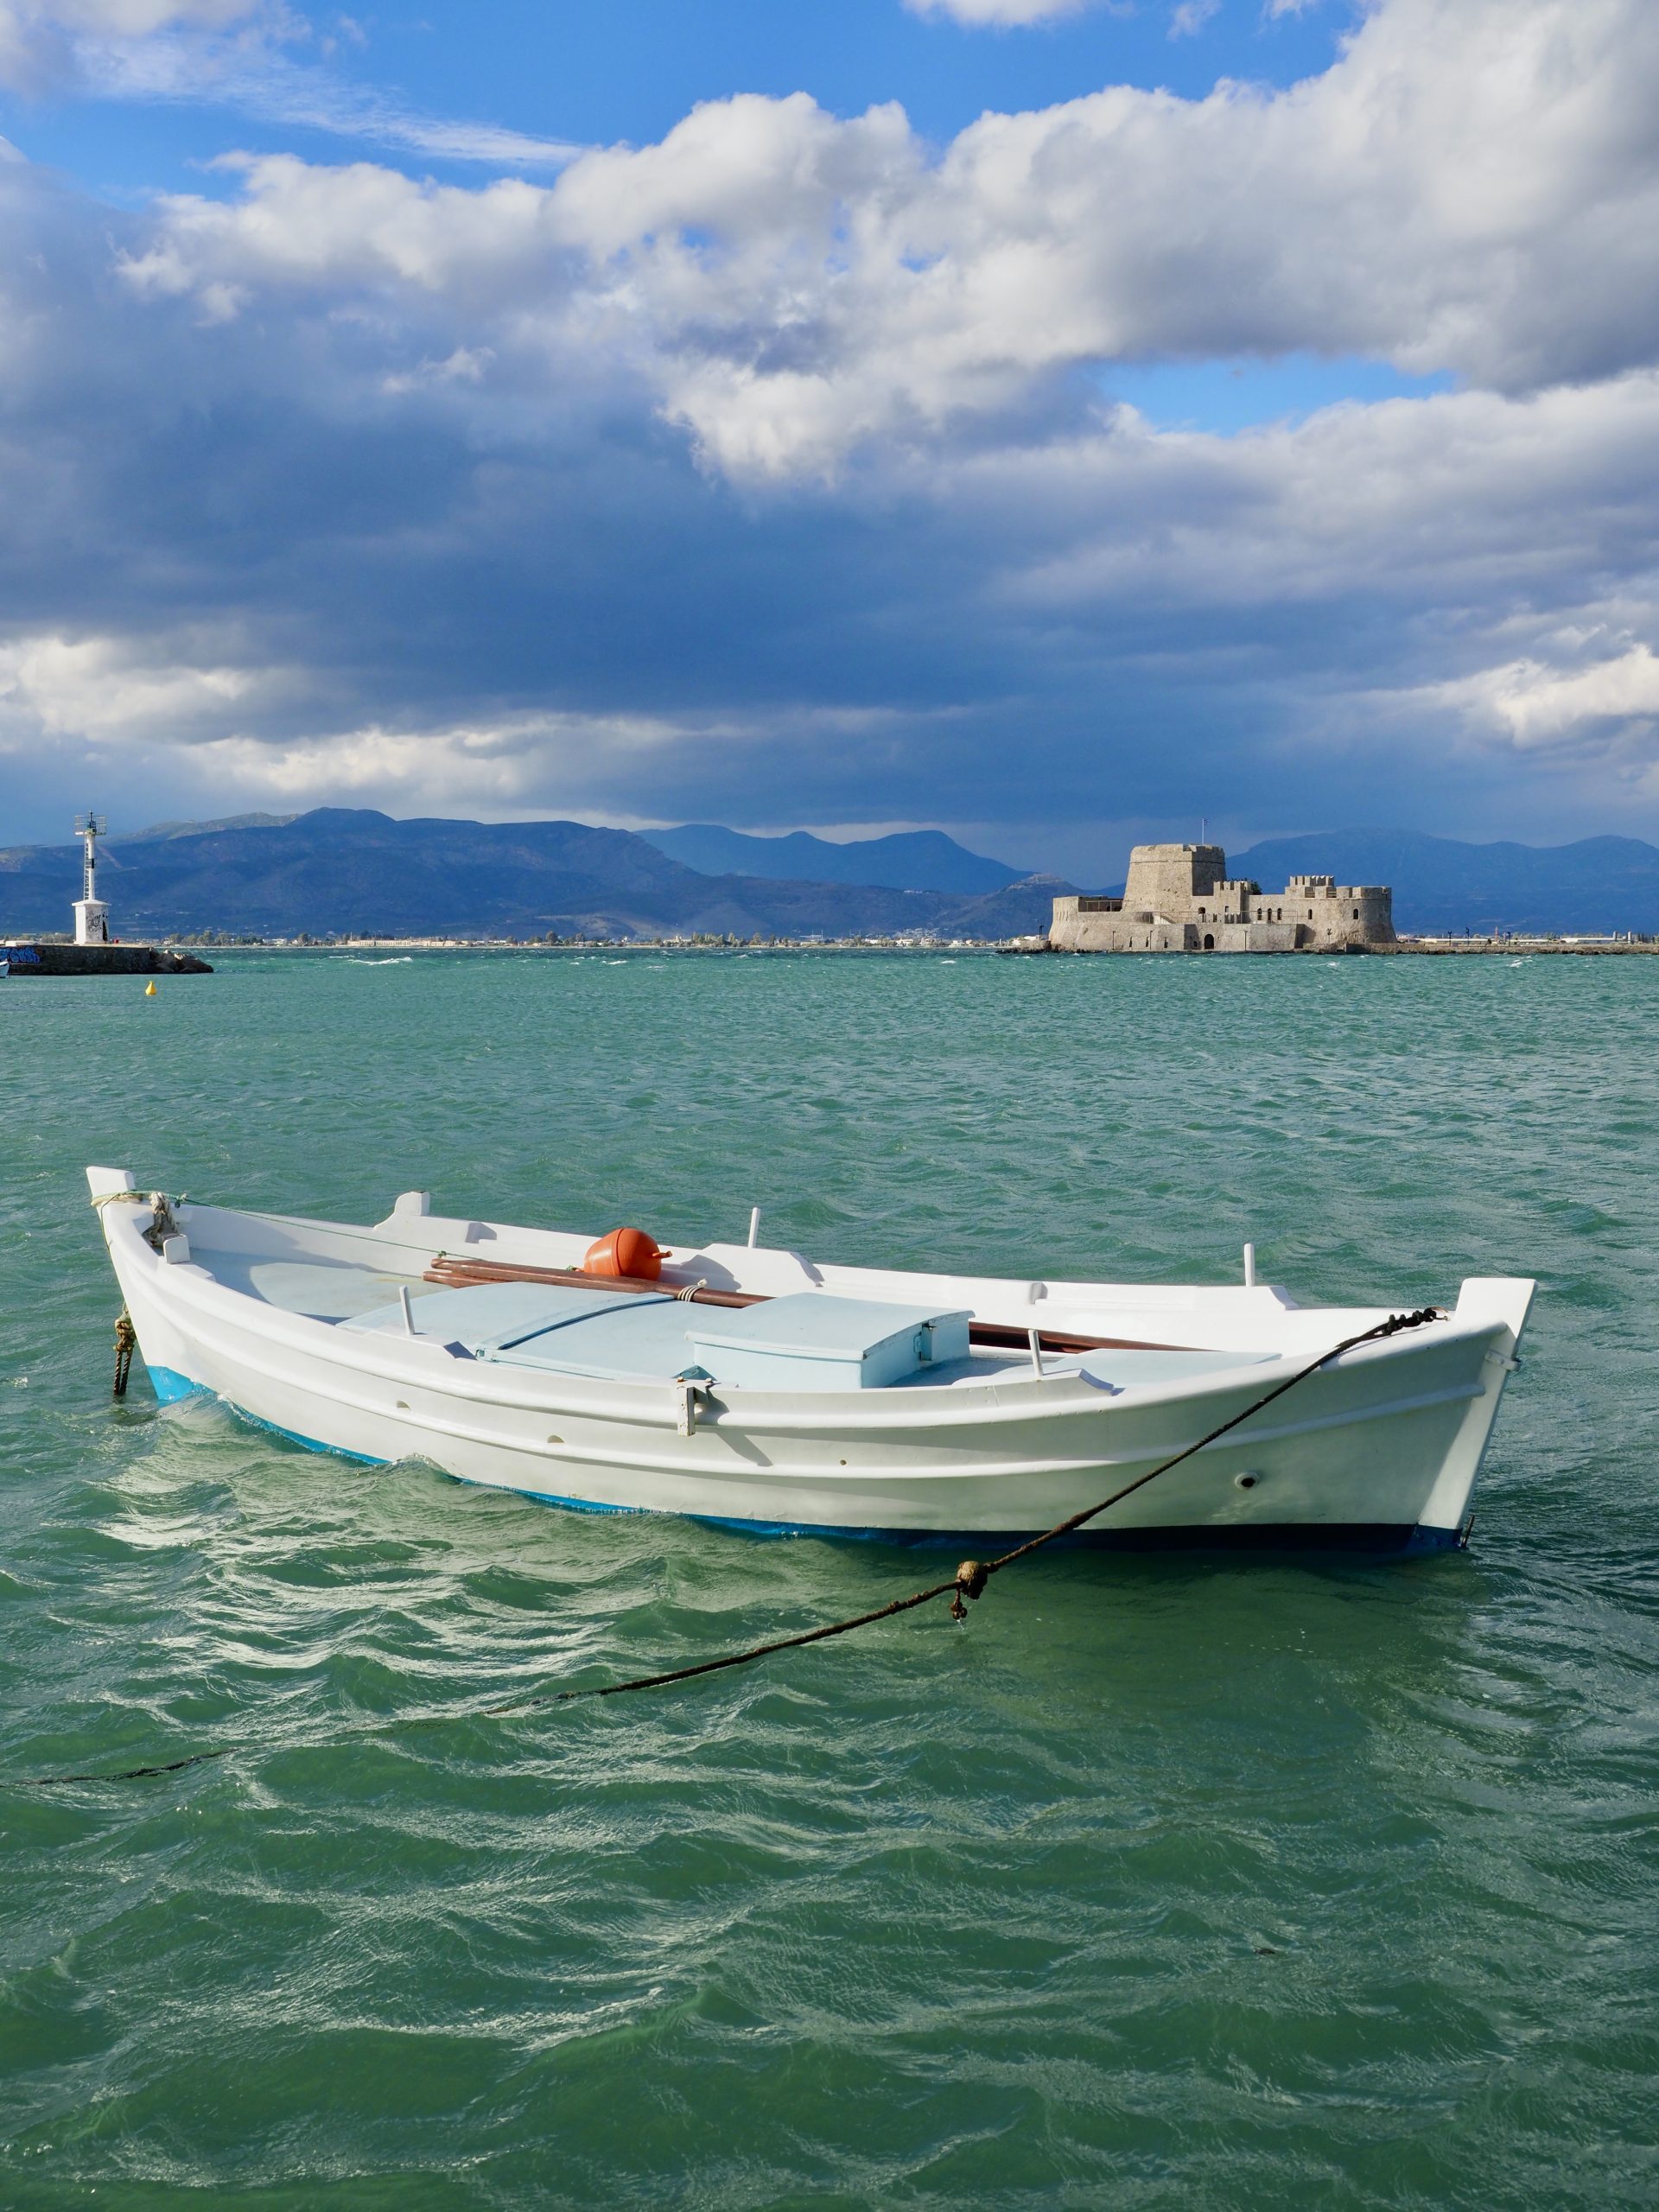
top-left (1413, 1275), bottom-right (1536, 1541)
top-left (1452, 1274), bottom-right (1537, 1349)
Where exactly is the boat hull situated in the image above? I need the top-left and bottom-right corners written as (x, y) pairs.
top-left (135, 1360), bottom-right (1469, 1552)
top-left (92, 1178), bottom-right (1532, 1553)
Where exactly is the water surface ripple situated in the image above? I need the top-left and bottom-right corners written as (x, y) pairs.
top-left (3, 950), bottom-right (1656, 2208)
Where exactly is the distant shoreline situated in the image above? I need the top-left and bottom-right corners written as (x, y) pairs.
top-left (7, 936), bottom-right (1010, 957)
top-left (106, 932), bottom-right (1659, 957)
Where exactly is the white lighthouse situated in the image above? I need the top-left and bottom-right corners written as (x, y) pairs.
top-left (73, 810), bottom-right (111, 945)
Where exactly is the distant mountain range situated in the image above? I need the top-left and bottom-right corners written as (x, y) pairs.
top-left (640, 823), bottom-right (1027, 894)
top-left (3, 811), bottom-right (1655, 939)
top-left (0, 810), bottom-right (1068, 940)
top-left (1228, 831), bottom-right (1659, 936)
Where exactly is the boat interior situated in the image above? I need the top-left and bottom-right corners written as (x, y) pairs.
top-left (191, 1248), bottom-right (1276, 1397)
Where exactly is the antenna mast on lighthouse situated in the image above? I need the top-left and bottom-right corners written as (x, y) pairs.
top-left (73, 809), bottom-right (111, 945)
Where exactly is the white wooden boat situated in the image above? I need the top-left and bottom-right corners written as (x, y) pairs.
top-left (87, 1167), bottom-right (1533, 1552)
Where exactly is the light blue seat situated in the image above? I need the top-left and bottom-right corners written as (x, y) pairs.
top-left (687, 1294), bottom-right (971, 1391)
top-left (342, 1281), bottom-right (674, 1354)
top-left (486, 1300), bottom-right (712, 1382)
top-left (219, 1256), bottom-right (417, 1322)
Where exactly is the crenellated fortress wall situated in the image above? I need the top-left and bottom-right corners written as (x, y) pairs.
top-left (1049, 844), bottom-right (1395, 954)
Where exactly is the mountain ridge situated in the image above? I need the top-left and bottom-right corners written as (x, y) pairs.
top-left (1230, 830), bottom-right (1659, 934)
top-left (0, 810), bottom-right (1067, 940)
top-left (640, 823), bottom-right (1027, 894)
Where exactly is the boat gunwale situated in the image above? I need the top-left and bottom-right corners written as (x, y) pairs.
top-left (99, 1192), bottom-right (1511, 1440)
top-left (142, 1324), bottom-right (1494, 1485)
top-left (182, 1198), bottom-right (1305, 1325)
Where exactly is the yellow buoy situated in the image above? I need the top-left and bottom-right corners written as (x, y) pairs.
top-left (144, 980), bottom-right (157, 996)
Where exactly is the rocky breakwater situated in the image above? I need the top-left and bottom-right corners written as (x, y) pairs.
top-left (3, 944), bottom-right (213, 976)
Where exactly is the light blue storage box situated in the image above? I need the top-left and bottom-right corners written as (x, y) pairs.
top-left (687, 1294), bottom-right (971, 1391)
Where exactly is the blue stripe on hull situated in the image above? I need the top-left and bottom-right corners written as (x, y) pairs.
top-left (146, 1371), bottom-right (1465, 1555)
top-left (147, 1366), bottom-right (391, 1465)
top-left (148, 1364), bottom-right (211, 1406)
top-left (684, 1512), bottom-right (1466, 1555)
top-left (511, 1492), bottom-right (1465, 1556)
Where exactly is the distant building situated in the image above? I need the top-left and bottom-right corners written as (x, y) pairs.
top-left (1049, 843), bottom-right (1395, 954)
top-left (73, 810), bottom-right (111, 945)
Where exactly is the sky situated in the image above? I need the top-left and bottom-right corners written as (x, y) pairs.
top-left (2, 0), bottom-right (1657, 876)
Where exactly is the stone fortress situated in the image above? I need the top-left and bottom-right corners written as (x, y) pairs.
top-left (1049, 843), bottom-right (1395, 954)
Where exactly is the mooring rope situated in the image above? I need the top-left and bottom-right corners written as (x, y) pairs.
top-left (90, 1188), bottom-right (185, 1253)
top-left (10, 1307), bottom-right (1440, 1789)
top-left (112, 1310), bottom-right (137, 1399)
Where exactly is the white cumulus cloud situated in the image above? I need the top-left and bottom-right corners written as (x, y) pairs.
top-left (0, 630), bottom-right (268, 742)
top-left (115, 0), bottom-right (1659, 480)
top-left (1438, 646), bottom-right (1659, 752)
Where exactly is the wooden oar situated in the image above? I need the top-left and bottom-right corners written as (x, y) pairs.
top-left (426, 1253), bottom-right (756, 1305)
top-left (423, 1252), bottom-right (1191, 1356)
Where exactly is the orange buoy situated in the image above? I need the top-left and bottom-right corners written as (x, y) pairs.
top-left (584, 1226), bottom-right (665, 1281)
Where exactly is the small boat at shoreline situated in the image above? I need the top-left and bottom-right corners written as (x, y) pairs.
top-left (88, 1167), bottom-right (1533, 1553)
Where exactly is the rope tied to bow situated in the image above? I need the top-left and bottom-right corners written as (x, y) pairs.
top-left (89, 1188), bottom-right (186, 1253)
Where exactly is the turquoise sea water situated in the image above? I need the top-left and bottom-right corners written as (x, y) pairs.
top-left (3, 949), bottom-right (1656, 2209)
